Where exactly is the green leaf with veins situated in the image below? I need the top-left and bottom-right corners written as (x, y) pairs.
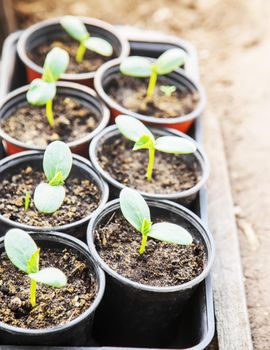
top-left (120, 56), bottom-right (152, 77)
top-left (84, 37), bottom-right (113, 56)
top-left (120, 188), bottom-right (151, 232)
top-left (26, 79), bottom-right (56, 106)
top-left (43, 141), bottom-right (72, 182)
top-left (42, 47), bottom-right (69, 82)
top-left (34, 183), bottom-right (65, 213)
top-left (29, 267), bottom-right (67, 288)
top-left (155, 48), bottom-right (186, 75)
top-left (115, 115), bottom-right (154, 142)
top-left (4, 229), bottom-right (37, 273)
top-left (27, 248), bottom-right (40, 274)
top-left (60, 16), bottom-right (89, 42)
top-left (148, 222), bottom-right (193, 245)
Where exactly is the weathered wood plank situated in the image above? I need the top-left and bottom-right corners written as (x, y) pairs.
top-left (203, 111), bottom-right (253, 350)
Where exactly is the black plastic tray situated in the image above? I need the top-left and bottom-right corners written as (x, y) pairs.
top-left (0, 29), bottom-right (214, 350)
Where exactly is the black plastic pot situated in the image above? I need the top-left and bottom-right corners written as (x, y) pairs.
top-left (0, 230), bottom-right (105, 346)
top-left (17, 17), bottom-right (130, 87)
top-left (89, 125), bottom-right (209, 205)
top-left (0, 81), bottom-right (110, 157)
top-left (0, 151), bottom-right (109, 239)
top-left (87, 198), bottom-right (215, 347)
top-left (94, 58), bottom-right (206, 133)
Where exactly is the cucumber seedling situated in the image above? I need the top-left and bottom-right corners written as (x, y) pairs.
top-left (4, 228), bottom-right (67, 307)
top-left (120, 48), bottom-right (186, 98)
top-left (120, 187), bottom-right (193, 254)
top-left (26, 47), bottom-right (69, 127)
top-left (115, 115), bottom-right (196, 181)
top-left (160, 85), bottom-right (176, 97)
top-left (34, 140), bottom-right (72, 213)
top-left (60, 16), bottom-right (113, 63)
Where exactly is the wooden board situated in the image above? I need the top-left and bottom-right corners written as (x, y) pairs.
top-left (203, 111), bottom-right (253, 350)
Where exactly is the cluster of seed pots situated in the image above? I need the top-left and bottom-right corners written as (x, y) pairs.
top-left (0, 16), bottom-right (214, 348)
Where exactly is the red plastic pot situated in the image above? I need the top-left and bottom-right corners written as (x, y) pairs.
top-left (0, 81), bottom-right (110, 157)
top-left (94, 58), bottom-right (206, 133)
top-left (17, 17), bottom-right (130, 87)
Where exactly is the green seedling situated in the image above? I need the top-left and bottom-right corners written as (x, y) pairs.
top-left (115, 115), bottom-right (196, 181)
top-left (26, 47), bottom-right (69, 128)
top-left (120, 188), bottom-right (193, 254)
top-left (4, 228), bottom-right (67, 307)
top-left (34, 141), bottom-right (72, 213)
top-left (120, 48), bottom-right (186, 98)
top-left (160, 85), bottom-right (176, 97)
top-left (60, 16), bottom-right (113, 63)
top-left (24, 192), bottom-right (31, 211)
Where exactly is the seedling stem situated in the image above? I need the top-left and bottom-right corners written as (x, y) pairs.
top-left (147, 66), bottom-right (158, 98)
top-left (46, 100), bottom-right (54, 127)
top-left (147, 147), bottom-right (155, 181)
top-left (30, 279), bottom-right (37, 307)
top-left (76, 42), bottom-right (87, 63)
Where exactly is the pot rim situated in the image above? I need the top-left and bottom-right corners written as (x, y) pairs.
top-left (17, 16), bottom-right (130, 81)
top-left (94, 58), bottom-right (206, 124)
top-left (0, 230), bottom-right (105, 335)
top-left (89, 124), bottom-right (210, 200)
top-left (0, 81), bottom-right (110, 151)
top-left (0, 150), bottom-right (109, 231)
top-left (87, 198), bottom-right (215, 293)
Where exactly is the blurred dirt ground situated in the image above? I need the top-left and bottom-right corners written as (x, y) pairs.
top-left (10, 0), bottom-right (270, 349)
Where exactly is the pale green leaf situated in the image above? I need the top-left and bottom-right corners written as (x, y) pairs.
top-left (155, 136), bottom-right (196, 154)
top-left (120, 56), bottom-right (152, 77)
top-left (84, 37), bottom-right (113, 56)
top-left (120, 188), bottom-right (151, 232)
top-left (4, 229), bottom-right (37, 273)
top-left (133, 134), bottom-right (155, 151)
top-left (148, 222), bottom-right (193, 245)
top-left (29, 267), bottom-right (67, 287)
top-left (60, 16), bottom-right (89, 42)
top-left (34, 183), bottom-right (65, 213)
top-left (26, 79), bottom-right (56, 106)
top-left (27, 248), bottom-right (40, 274)
top-left (155, 48), bottom-right (186, 75)
top-left (43, 141), bottom-right (72, 182)
top-left (115, 115), bottom-right (154, 142)
top-left (141, 218), bottom-right (152, 236)
top-left (42, 47), bottom-right (69, 82)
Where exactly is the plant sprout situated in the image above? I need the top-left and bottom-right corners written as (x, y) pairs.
top-left (120, 188), bottom-right (193, 254)
top-left (26, 47), bottom-right (69, 127)
top-left (120, 48), bottom-right (186, 98)
top-left (160, 85), bottom-right (176, 97)
top-left (115, 115), bottom-right (196, 181)
top-left (4, 228), bottom-right (67, 307)
top-left (24, 192), bottom-right (31, 211)
top-left (34, 141), bottom-right (72, 213)
top-left (60, 16), bottom-right (113, 63)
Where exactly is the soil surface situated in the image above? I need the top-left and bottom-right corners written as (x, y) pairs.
top-left (28, 35), bottom-right (115, 74)
top-left (9, 0), bottom-right (270, 348)
top-left (98, 136), bottom-right (201, 194)
top-left (0, 248), bottom-right (97, 329)
top-left (107, 74), bottom-right (199, 118)
top-left (1, 96), bottom-right (99, 147)
top-left (95, 211), bottom-right (206, 287)
top-left (0, 166), bottom-right (100, 226)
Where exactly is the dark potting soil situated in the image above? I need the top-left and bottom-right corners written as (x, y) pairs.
top-left (0, 248), bottom-right (97, 329)
top-left (1, 96), bottom-right (100, 148)
top-left (106, 74), bottom-right (200, 118)
top-left (28, 35), bottom-right (115, 74)
top-left (95, 212), bottom-right (206, 287)
top-left (0, 166), bottom-right (101, 227)
top-left (98, 136), bottom-right (201, 194)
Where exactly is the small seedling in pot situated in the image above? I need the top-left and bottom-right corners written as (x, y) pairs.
top-left (120, 188), bottom-right (193, 254)
top-left (34, 140), bottom-right (72, 213)
top-left (115, 115), bottom-right (196, 181)
top-left (4, 228), bottom-right (67, 307)
top-left (120, 48), bottom-right (186, 98)
top-left (160, 85), bottom-right (176, 97)
top-left (27, 47), bottom-right (69, 127)
top-left (24, 191), bottom-right (31, 211)
top-left (60, 16), bottom-right (113, 63)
